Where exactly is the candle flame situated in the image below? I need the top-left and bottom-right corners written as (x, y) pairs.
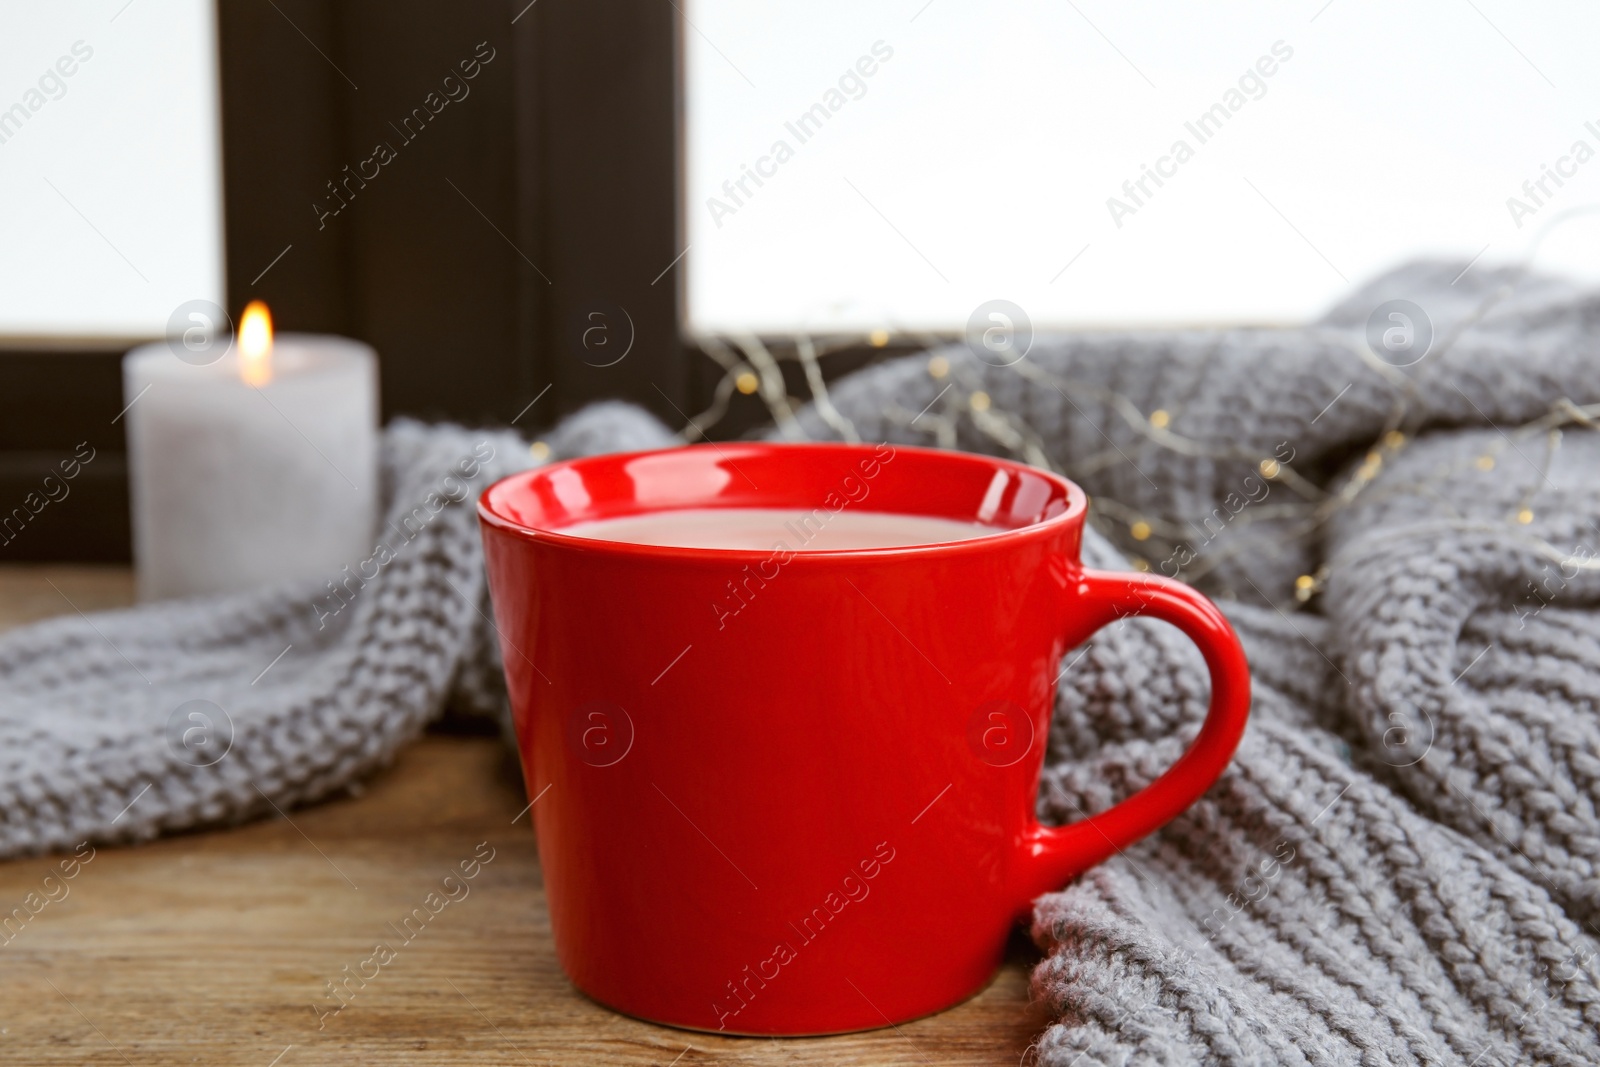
top-left (238, 301), bottom-right (274, 386)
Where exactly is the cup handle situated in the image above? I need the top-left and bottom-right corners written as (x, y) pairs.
top-left (1011, 567), bottom-right (1252, 906)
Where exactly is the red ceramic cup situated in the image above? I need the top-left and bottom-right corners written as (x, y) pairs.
top-left (478, 441), bottom-right (1249, 1035)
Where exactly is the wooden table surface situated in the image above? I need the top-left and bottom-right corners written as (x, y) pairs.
top-left (0, 565), bottom-right (1046, 1065)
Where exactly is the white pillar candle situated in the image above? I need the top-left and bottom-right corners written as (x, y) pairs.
top-left (122, 305), bottom-right (378, 601)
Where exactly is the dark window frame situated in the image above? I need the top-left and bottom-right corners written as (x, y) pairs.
top-left (0, 0), bottom-right (918, 562)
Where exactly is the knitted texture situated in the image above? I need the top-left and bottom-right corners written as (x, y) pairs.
top-left (797, 261), bottom-right (1600, 1065)
top-left (0, 403), bottom-right (676, 855)
top-left (3, 263), bottom-right (1600, 1063)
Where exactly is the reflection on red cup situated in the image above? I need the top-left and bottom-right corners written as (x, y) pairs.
top-left (478, 442), bottom-right (1250, 1036)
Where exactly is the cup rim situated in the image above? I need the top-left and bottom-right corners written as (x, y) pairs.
top-left (477, 441), bottom-right (1087, 562)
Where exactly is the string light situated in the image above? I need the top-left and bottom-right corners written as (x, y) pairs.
top-left (673, 220), bottom-right (1597, 602)
top-left (683, 331), bottom-right (1594, 600)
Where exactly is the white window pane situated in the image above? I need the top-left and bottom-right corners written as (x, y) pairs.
top-left (684, 0), bottom-right (1600, 335)
top-left (0, 0), bottom-right (225, 340)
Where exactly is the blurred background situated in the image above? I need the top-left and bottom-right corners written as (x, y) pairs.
top-left (4, 0), bottom-right (1599, 561)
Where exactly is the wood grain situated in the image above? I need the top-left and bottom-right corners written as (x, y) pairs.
top-left (0, 564), bottom-right (136, 626)
top-left (0, 566), bottom-right (1047, 1064)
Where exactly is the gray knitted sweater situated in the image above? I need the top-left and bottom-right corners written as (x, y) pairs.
top-left (3, 262), bottom-right (1599, 1065)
